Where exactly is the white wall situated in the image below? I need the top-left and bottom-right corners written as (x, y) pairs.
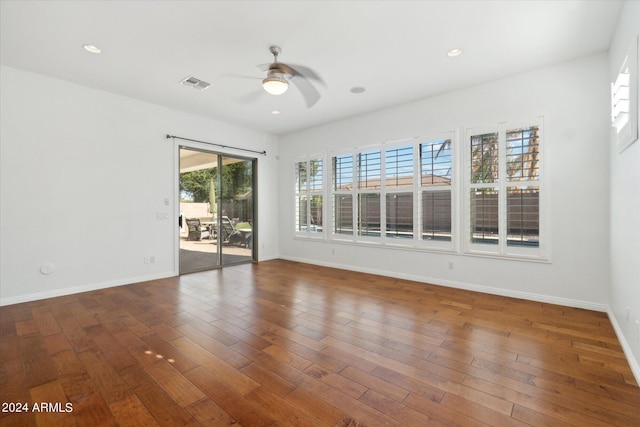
top-left (0, 65), bottom-right (279, 305)
top-left (278, 53), bottom-right (610, 310)
top-left (608, 0), bottom-right (640, 381)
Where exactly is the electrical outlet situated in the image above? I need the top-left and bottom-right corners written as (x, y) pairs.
top-left (150, 256), bottom-right (155, 264)
top-left (448, 261), bottom-right (454, 270)
top-left (144, 256), bottom-right (150, 264)
top-left (626, 306), bottom-right (631, 321)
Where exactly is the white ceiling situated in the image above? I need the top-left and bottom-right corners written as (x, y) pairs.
top-left (0, 0), bottom-right (622, 135)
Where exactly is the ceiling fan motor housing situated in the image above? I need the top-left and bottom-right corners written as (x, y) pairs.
top-left (267, 67), bottom-right (289, 80)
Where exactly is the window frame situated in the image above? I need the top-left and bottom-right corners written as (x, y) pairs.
top-left (416, 131), bottom-right (457, 252)
top-left (294, 155), bottom-right (325, 239)
top-left (294, 118), bottom-right (546, 262)
top-left (463, 118), bottom-right (547, 260)
top-left (328, 132), bottom-right (457, 252)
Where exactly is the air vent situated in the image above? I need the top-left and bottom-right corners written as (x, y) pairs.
top-left (180, 76), bottom-right (211, 90)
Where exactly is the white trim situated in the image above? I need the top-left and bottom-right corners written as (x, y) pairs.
top-left (0, 271), bottom-right (176, 307)
top-left (607, 307), bottom-right (640, 385)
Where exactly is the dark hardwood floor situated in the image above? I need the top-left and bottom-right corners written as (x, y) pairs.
top-left (1, 259), bottom-right (638, 426)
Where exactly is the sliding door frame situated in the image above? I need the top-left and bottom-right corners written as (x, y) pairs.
top-left (174, 141), bottom-right (257, 275)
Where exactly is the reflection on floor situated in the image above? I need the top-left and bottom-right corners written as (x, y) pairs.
top-left (179, 236), bottom-right (252, 274)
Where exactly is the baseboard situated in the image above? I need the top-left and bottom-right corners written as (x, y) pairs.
top-left (257, 254), bottom-right (280, 262)
top-left (607, 307), bottom-right (640, 385)
top-left (0, 271), bottom-right (177, 307)
top-left (278, 255), bottom-right (609, 312)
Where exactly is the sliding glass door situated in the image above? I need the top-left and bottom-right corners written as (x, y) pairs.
top-left (179, 147), bottom-right (255, 274)
top-left (219, 155), bottom-right (255, 265)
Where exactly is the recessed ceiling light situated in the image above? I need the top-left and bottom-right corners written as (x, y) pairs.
top-left (271, 110), bottom-right (281, 115)
top-left (350, 87), bottom-right (366, 94)
top-left (83, 45), bottom-right (102, 54)
top-left (447, 48), bottom-right (463, 57)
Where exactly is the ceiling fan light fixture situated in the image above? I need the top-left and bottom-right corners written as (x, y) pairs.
top-left (262, 76), bottom-right (289, 95)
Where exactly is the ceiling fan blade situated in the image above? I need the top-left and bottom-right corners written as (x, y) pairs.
top-left (289, 74), bottom-right (321, 108)
top-left (257, 63), bottom-right (271, 72)
top-left (282, 63), bottom-right (324, 84)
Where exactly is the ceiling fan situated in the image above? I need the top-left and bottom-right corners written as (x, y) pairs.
top-left (258, 46), bottom-right (323, 108)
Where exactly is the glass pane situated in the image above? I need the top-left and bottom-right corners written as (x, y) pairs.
top-left (219, 156), bottom-right (254, 265)
top-left (296, 161), bottom-right (307, 192)
top-left (421, 191), bottom-right (452, 241)
top-left (333, 194), bottom-right (353, 235)
top-left (297, 195), bottom-right (308, 231)
top-left (385, 145), bottom-right (413, 188)
top-left (386, 192), bottom-right (413, 239)
top-left (507, 126), bottom-right (540, 182)
top-left (421, 139), bottom-right (452, 186)
top-left (507, 186), bottom-right (539, 247)
top-left (179, 148), bottom-right (220, 273)
top-left (358, 150), bottom-right (381, 189)
top-left (470, 189), bottom-right (499, 244)
top-left (471, 132), bottom-right (499, 183)
top-left (308, 159), bottom-right (323, 234)
top-left (310, 195), bottom-right (323, 233)
top-left (333, 154), bottom-right (353, 191)
top-left (358, 193), bottom-right (381, 237)
top-left (309, 158), bottom-right (323, 191)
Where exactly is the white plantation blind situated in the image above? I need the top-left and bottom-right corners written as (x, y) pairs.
top-left (471, 132), bottom-right (499, 184)
top-left (385, 145), bottom-right (413, 188)
top-left (358, 193), bottom-right (381, 237)
top-left (295, 158), bottom-right (323, 236)
top-left (421, 139), bottom-right (452, 186)
top-left (330, 133), bottom-right (455, 248)
top-left (358, 150), bottom-right (381, 190)
top-left (506, 127), bottom-right (539, 182)
top-left (386, 192), bottom-right (413, 239)
top-left (507, 186), bottom-right (539, 247)
top-left (466, 118), bottom-right (544, 258)
top-left (420, 139), bottom-right (453, 242)
top-left (421, 190), bottom-right (452, 241)
top-left (333, 154), bottom-right (353, 191)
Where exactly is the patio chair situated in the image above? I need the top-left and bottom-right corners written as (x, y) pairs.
top-left (185, 218), bottom-right (210, 241)
top-left (220, 216), bottom-right (244, 246)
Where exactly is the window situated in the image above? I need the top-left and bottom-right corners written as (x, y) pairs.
top-left (465, 119), bottom-right (544, 258)
top-left (506, 127), bottom-right (540, 248)
top-left (357, 150), bottom-right (382, 237)
top-left (295, 157), bottom-right (323, 236)
top-left (385, 145), bottom-right (413, 239)
top-left (420, 138), bottom-right (453, 243)
top-left (297, 119), bottom-right (543, 260)
top-left (611, 37), bottom-right (638, 152)
top-left (329, 133), bottom-right (455, 250)
top-left (469, 131), bottom-right (499, 245)
top-left (333, 154), bottom-right (354, 236)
